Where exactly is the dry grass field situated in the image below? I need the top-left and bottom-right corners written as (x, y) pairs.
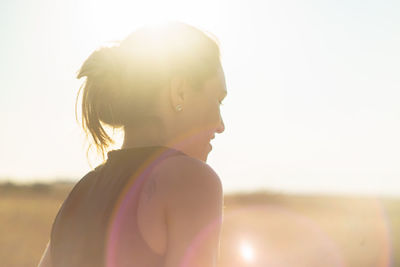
top-left (222, 193), bottom-right (399, 267)
top-left (0, 182), bottom-right (398, 267)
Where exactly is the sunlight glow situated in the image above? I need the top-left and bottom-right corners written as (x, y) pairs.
top-left (76, 0), bottom-right (223, 55)
top-left (240, 240), bottom-right (255, 263)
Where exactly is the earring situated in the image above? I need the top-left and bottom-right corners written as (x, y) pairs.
top-left (175, 104), bottom-right (183, 112)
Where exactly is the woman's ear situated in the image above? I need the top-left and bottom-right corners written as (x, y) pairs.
top-left (169, 76), bottom-right (186, 111)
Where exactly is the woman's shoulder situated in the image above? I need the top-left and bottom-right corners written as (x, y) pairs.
top-left (156, 154), bottom-right (221, 185)
top-left (152, 154), bottom-right (222, 202)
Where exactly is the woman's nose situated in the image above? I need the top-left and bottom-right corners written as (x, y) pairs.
top-left (215, 117), bottom-right (225, 134)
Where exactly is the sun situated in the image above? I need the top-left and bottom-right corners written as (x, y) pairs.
top-left (76, 0), bottom-right (222, 48)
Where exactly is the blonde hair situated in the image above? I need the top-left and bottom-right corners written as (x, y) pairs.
top-left (76, 22), bottom-right (221, 159)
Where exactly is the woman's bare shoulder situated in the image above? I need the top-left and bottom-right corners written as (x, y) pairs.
top-left (153, 155), bottom-right (223, 267)
top-left (152, 154), bottom-right (223, 202)
top-left (154, 154), bottom-right (221, 184)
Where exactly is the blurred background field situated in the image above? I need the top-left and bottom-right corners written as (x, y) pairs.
top-left (1, 182), bottom-right (399, 267)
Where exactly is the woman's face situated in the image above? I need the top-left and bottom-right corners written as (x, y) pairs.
top-left (177, 67), bottom-right (227, 162)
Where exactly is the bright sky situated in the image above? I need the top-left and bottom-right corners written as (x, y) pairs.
top-left (1, 0), bottom-right (399, 195)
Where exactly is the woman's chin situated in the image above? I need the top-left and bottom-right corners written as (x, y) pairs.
top-left (194, 149), bottom-right (210, 162)
top-left (202, 144), bottom-right (212, 162)
top-left (180, 143), bottom-right (212, 162)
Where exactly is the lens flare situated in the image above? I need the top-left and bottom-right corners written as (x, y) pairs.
top-left (105, 147), bottom-right (177, 267)
top-left (104, 143), bottom-right (222, 266)
top-left (240, 240), bottom-right (255, 263)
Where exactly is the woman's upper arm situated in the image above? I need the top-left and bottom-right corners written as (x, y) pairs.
top-left (38, 241), bottom-right (52, 267)
top-left (159, 156), bottom-right (223, 267)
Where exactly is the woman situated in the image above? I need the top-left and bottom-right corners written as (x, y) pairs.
top-left (38, 22), bottom-right (227, 267)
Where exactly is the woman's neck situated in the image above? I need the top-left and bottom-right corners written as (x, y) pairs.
top-left (121, 123), bottom-right (169, 149)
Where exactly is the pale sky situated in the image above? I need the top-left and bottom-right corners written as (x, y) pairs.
top-left (1, 0), bottom-right (399, 195)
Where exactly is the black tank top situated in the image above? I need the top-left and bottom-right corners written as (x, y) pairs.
top-left (50, 146), bottom-right (185, 267)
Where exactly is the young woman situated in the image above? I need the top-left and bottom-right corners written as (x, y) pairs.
top-left (38, 22), bottom-right (227, 267)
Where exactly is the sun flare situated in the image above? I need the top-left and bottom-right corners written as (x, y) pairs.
top-left (240, 240), bottom-right (255, 263)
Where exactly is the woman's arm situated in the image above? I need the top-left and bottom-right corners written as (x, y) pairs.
top-left (157, 156), bottom-right (223, 267)
top-left (37, 241), bottom-right (52, 267)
